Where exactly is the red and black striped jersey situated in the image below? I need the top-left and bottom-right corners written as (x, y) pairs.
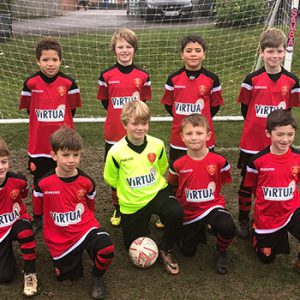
top-left (33, 168), bottom-right (99, 259)
top-left (238, 67), bottom-right (300, 154)
top-left (0, 171), bottom-right (30, 242)
top-left (161, 67), bottom-right (224, 149)
top-left (245, 146), bottom-right (300, 233)
top-left (170, 151), bottom-right (231, 225)
top-left (19, 71), bottom-right (82, 158)
top-left (97, 63), bottom-right (151, 144)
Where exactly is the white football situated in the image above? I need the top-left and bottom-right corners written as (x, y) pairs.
top-left (128, 237), bottom-right (159, 268)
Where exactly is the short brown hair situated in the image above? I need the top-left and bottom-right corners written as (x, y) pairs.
top-left (121, 100), bottom-right (150, 126)
top-left (111, 28), bottom-right (138, 53)
top-left (260, 28), bottom-right (287, 51)
top-left (266, 109), bottom-right (297, 133)
top-left (36, 37), bottom-right (62, 61)
top-left (50, 126), bottom-right (83, 153)
top-left (181, 34), bottom-right (206, 52)
top-left (0, 138), bottom-right (9, 157)
top-left (181, 114), bottom-right (210, 133)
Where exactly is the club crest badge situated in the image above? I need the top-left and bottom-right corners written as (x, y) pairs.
top-left (57, 86), bottom-right (66, 97)
top-left (198, 85), bottom-right (207, 95)
top-left (134, 78), bottom-right (142, 88)
top-left (147, 153), bottom-right (156, 163)
top-left (281, 85), bottom-right (288, 96)
top-left (207, 164), bottom-right (216, 176)
top-left (10, 189), bottom-right (20, 200)
top-left (77, 189), bottom-right (86, 199)
top-left (261, 247), bottom-right (271, 257)
top-left (291, 165), bottom-right (300, 178)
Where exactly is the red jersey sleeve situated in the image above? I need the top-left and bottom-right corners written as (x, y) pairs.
top-left (210, 76), bottom-right (224, 107)
top-left (220, 160), bottom-right (232, 185)
top-left (141, 76), bottom-right (152, 101)
top-left (160, 76), bottom-right (174, 105)
top-left (68, 81), bottom-right (82, 109)
top-left (97, 73), bottom-right (108, 100)
top-left (19, 81), bottom-right (31, 110)
top-left (32, 185), bottom-right (43, 216)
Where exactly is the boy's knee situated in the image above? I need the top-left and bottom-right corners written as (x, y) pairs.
top-left (165, 201), bottom-right (183, 222)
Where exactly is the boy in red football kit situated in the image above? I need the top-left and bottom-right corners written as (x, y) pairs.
top-left (19, 37), bottom-right (82, 234)
top-left (0, 139), bottom-right (37, 296)
top-left (97, 28), bottom-right (151, 227)
top-left (33, 127), bottom-right (114, 299)
top-left (244, 109), bottom-right (300, 267)
top-left (237, 28), bottom-right (300, 238)
top-left (159, 34), bottom-right (224, 228)
top-left (169, 114), bottom-right (235, 274)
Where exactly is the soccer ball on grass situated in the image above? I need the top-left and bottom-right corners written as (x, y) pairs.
top-left (128, 237), bottom-right (159, 268)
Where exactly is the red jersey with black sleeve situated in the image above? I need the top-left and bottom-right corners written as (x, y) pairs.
top-left (0, 172), bottom-right (31, 243)
top-left (244, 147), bottom-right (300, 233)
top-left (238, 67), bottom-right (300, 154)
top-left (97, 63), bottom-right (151, 144)
top-left (160, 67), bottom-right (224, 149)
top-left (19, 71), bottom-right (82, 158)
top-left (33, 168), bottom-right (100, 260)
top-left (170, 151), bottom-right (231, 225)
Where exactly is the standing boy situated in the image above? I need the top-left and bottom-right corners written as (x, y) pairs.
top-left (103, 101), bottom-right (183, 275)
top-left (169, 114), bottom-right (235, 274)
top-left (97, 28), bottom-right (151, 227)
top-left (0, 138), bottom-right (37, 296)
top-left (19, 37), bottom-right (82, 233)
top-left (159, 34), bottom-right (224, 228)
top-left (237, 28), bottom-right (300, 238)
top-left (33, 127), bottom-right (114, 299)
top-left (244, 109), bottom-right (300, 267)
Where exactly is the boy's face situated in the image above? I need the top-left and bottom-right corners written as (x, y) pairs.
top-left (181, 42), bottom-right (205, 71)
top-left (124, 117), bottom-right (149, 145)
top-left (265, 124), bottom-right (295, 155)
top-left (115, 38), bottom-right (135, 66)
top-left (260, 45), bottom-right (285, 72)
top-left (37, 49), bottom-right (61, 78)
top-left (0, 156), bottom-right (9, 185)
top-left (51, 149), bottom-right (80, 177)
top-left (181, 123), bottom-right (211, 152)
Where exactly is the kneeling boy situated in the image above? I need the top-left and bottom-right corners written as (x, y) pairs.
top-left (33, 127), bottom-right (114, 299)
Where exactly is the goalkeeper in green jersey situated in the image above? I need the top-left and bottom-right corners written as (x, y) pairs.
top-left (103, 100), bottom-right (183, 275)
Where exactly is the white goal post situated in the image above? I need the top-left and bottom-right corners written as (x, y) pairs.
top-left (0, 0), bottom-right (296, 124)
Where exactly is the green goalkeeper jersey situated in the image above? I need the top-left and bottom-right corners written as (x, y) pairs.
top-left (103, 135), bottom-right (168, 214)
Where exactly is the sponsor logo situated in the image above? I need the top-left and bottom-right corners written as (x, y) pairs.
top-left (260, 168), bottom-right (275, 171)
top-left (108, 80), bottom-right (120, 84)
top-left (0, 203), bottom-right (20, 227)
top-left (147, 153), bottom-right (156, 164)
top-left (126, 168), bottom-right (156, 188)
top-left (35, 104), bottom-right (66, 122)
top-left (207, 164), bottom-right (216, 176)
top-left (50, 203), bottom-right (84, 226)
top-left (255, 102), bottom-right (286, 118)
top-left (175, 99), bottom-right (204, 115)
top-left (32, 89), bottom-right (44, 93)
top-left (111, 92), bottom-right (140, 109)
top-left (120, 157), bottom-right (134, 163)
top-left (185, 182), bottom-right (216, 202)
top-left (57, 86), bottom-right (66, 97)
top-left (10, 189), bottom-right (20, 200)
top-left (262, 181), bottom-right (295, 201)
top-left (174, 85), bottom-right (186, 89)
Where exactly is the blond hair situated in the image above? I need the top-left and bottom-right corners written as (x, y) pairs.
top-left (181, 114), bottom-right (210, 133)
top-left (121, 100), bottom-right (150, 126)
top-left (111, 28), bottom-right (138, 53)
top-left (260, 28), bottom-right (287, 50)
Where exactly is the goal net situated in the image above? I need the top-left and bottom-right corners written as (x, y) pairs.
top-left (0, 0), bottom-right (296, 123)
